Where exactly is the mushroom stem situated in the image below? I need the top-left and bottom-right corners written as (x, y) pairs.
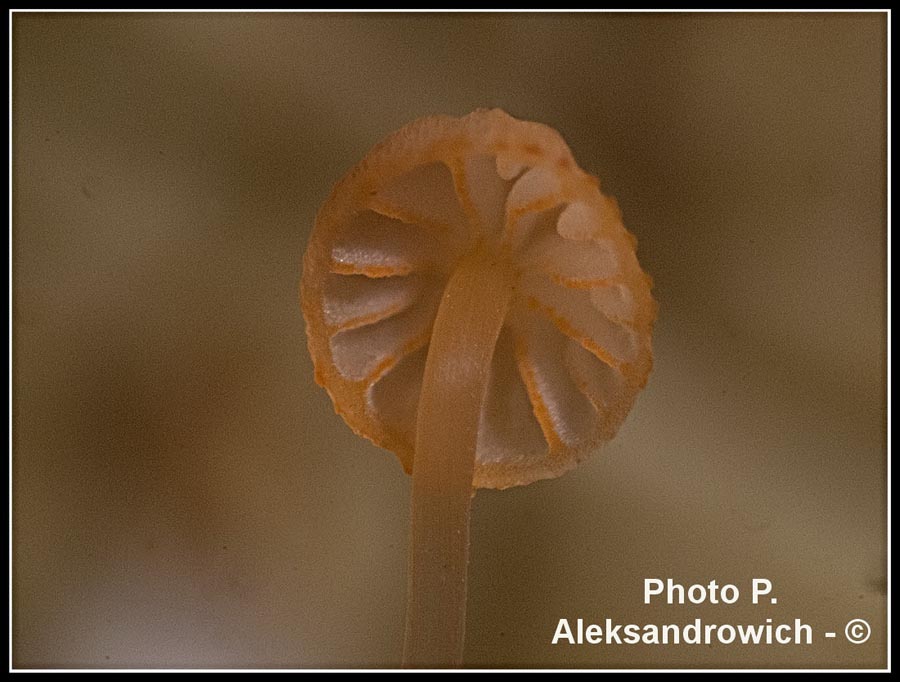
top-left (402, 244), bottom-right (514, 668)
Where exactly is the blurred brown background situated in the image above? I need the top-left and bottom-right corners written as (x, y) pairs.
top-left (12, 12), bottom-right (886, 669)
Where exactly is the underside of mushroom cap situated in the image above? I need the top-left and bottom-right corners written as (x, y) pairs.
top-left (302, 109), bottom-right (656, 490)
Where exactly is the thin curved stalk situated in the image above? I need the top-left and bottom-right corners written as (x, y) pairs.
top-left (402, 245), bottom-right (514, 668)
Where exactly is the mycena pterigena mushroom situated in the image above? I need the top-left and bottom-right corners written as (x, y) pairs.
top-left (301, 109), bottom-right (656, 668)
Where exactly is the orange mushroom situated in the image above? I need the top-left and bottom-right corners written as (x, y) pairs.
top-left (301, 109), bottom-right (656, 668)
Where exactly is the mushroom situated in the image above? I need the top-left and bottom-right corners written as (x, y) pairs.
top-left (301, 109), bottom-right (656, 668)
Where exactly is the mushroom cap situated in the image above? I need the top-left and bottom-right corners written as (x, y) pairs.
top-left (301, 109), bottom-right (656, 489)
